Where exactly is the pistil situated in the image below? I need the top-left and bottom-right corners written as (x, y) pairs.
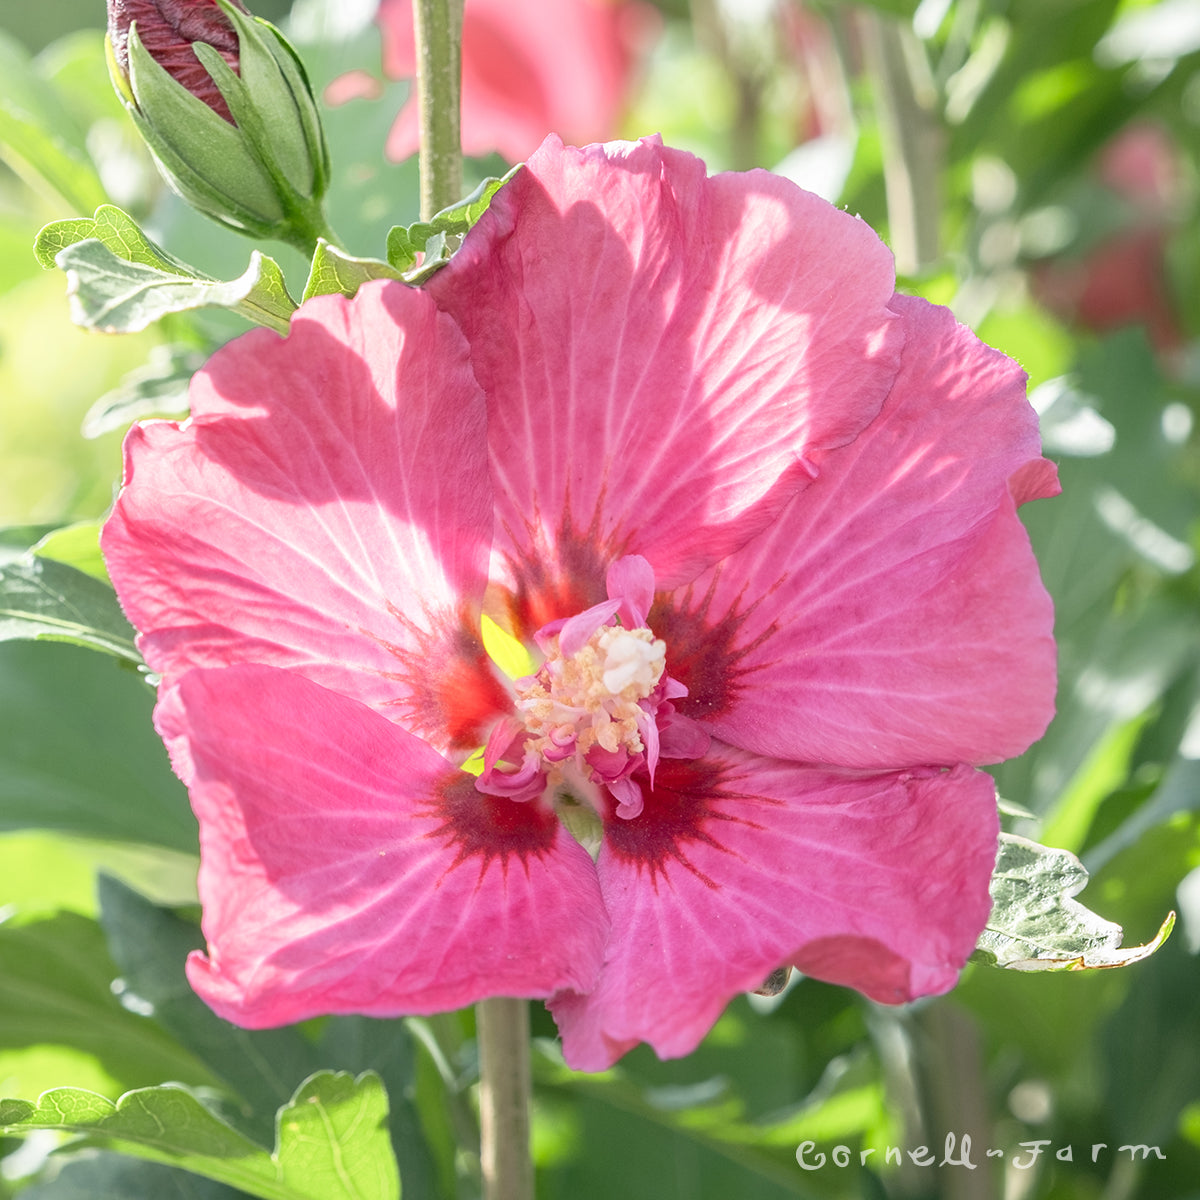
top-left (476, 556), bottom-right (710, 819)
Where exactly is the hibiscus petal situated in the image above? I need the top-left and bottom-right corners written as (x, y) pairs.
top-left (103, 282), bottom-right (506, 754)
top-left (606, 554), bottom-right (654, 628)
top-left (429, 135), bottom-right (904, 632)
top-left (157, 664), bottom-right (608, 1026)
top-left (549, 749), bottom-right (998, 1070)
top-left (658, 295), bottom-right (1058, 769)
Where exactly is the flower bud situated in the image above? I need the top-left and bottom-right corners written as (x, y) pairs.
top-left (108, 0), bottom-right (247, 123)
top-left (106, 0), bottom-right (333, 250)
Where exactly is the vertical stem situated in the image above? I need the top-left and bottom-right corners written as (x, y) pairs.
top-left (477, 997), bottom-right (534, 1200)
top-left (860, 10), bottom-right (943, 274)
top-left (411, 5), bottom-right (532, 1195)
top-left (412, 0), bottom-right (464, 219)
top-left (914, 1001), bottom-right (998, 1200)
top-left (412, 3), bottom-right (531, 1195)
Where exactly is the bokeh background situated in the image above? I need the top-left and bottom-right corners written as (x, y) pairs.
top-left (2, 1), bottom-right (1199, 1197)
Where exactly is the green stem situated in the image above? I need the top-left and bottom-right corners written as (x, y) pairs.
top-left (476, 998), bottom-right (534, 1200)
top-left (861, 10), bottom-right (943, 275)
top-left (413, 0), bottom-right (464, 220)
top-left (411, 8), bottom-right (527, 1194)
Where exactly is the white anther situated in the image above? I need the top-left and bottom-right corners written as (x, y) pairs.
top-left (597, 627), bottom-right (666, 695)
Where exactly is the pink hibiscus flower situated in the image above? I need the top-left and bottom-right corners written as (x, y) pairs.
top-left (1031, 122), bottom-right (1186, 354)
top-left (102, 136), bottom-right (1058, 1071)
top-left (376, 0), bottom-right (648, 163)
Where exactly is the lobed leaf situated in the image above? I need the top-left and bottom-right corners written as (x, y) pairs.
top-left (35, 204), bottom-right (296, 333)
top-left (33, 216), bottom-right (98, 267)
top-left (974, 833), bottom-right (1175, 970)
top-left (59, 240), bottom-right (295, 335)
top-left (35, 204), bottom-right (192, 273)
top-left (0, 1072), bottom-right (398, 1200)
top-left (301, 240), bottom-right (403, 302)
top-left (275, 1073), bottom-right (400, 1200)
top-left (386, 168), bottom-right (518, 278)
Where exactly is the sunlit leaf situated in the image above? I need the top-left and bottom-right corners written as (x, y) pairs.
top-left (386, 168), bottom-right (518, 278)
top-left (0, 1072), bottom-right (398, 1200)
top-left (34, 205), bottom-right (296, 333)
top-left (301, 240), bottom-right (402, 301)
top-left (34, 204), bottom-right (192, 273)
top-left (32, 520), bottom-right (109, 582)
top-left (58, 239), bottom-right (295, 335)
top-left (0, 832), bottom-right (98, 917)
top-left (974, 833), bottom-right (1175, 970)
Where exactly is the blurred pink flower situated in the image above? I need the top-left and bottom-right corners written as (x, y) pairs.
top-left (376, 0), bottom-right (649, 162)
top-left (1032, 122), bottom-right (1186, 353)
top-left (107, 0), bottom-right (249, 123)
top-left (103, 136), bottom-right (1057, 1070)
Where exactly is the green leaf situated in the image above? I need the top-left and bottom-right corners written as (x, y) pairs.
top-left (34, 204), bottom-right (193, 273)
top-left (0, 832), bottom-right (99, 917)
top-left (33, 216), bottom-right (98, 268)
top-left (386, 168), bottom-right (518, 277)
top-left (0, 1072), bottom-right (399, 1200)
top-left (0, 913), bottom-right (214, 1098)
top-left (58, 239), bottom-right (296, 335)
top-left (82, 344), bottom-right (202, 439)
top-left (31, 520), bottom-right (109, 582)
top-left (0, 640), bottom-right (197, 853)
top-left (974, 833), bottom-right (1175, 970)
top-left (0, 554), bottom-right (138, 661)
top-left (97, 877), bottom-right (330, 1147)
top-left (314, 1020), bottom-right (440, 1200)
top-left (275, 1073), bottom-right (399, 1200)
top-left (302, 240), bottom-right (403, 301)
top-left (534, 1032), bottom-right (839, 1197)
top-left (1101, 934), bottom-right (1200, 1147)
top-left (98, 879), bottom-right (440, 1195)
top-left (35, 205), bottom-right (297, 333)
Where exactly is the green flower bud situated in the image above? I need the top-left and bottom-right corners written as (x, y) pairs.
top-left (106, 0), bottom-right (334, 251)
